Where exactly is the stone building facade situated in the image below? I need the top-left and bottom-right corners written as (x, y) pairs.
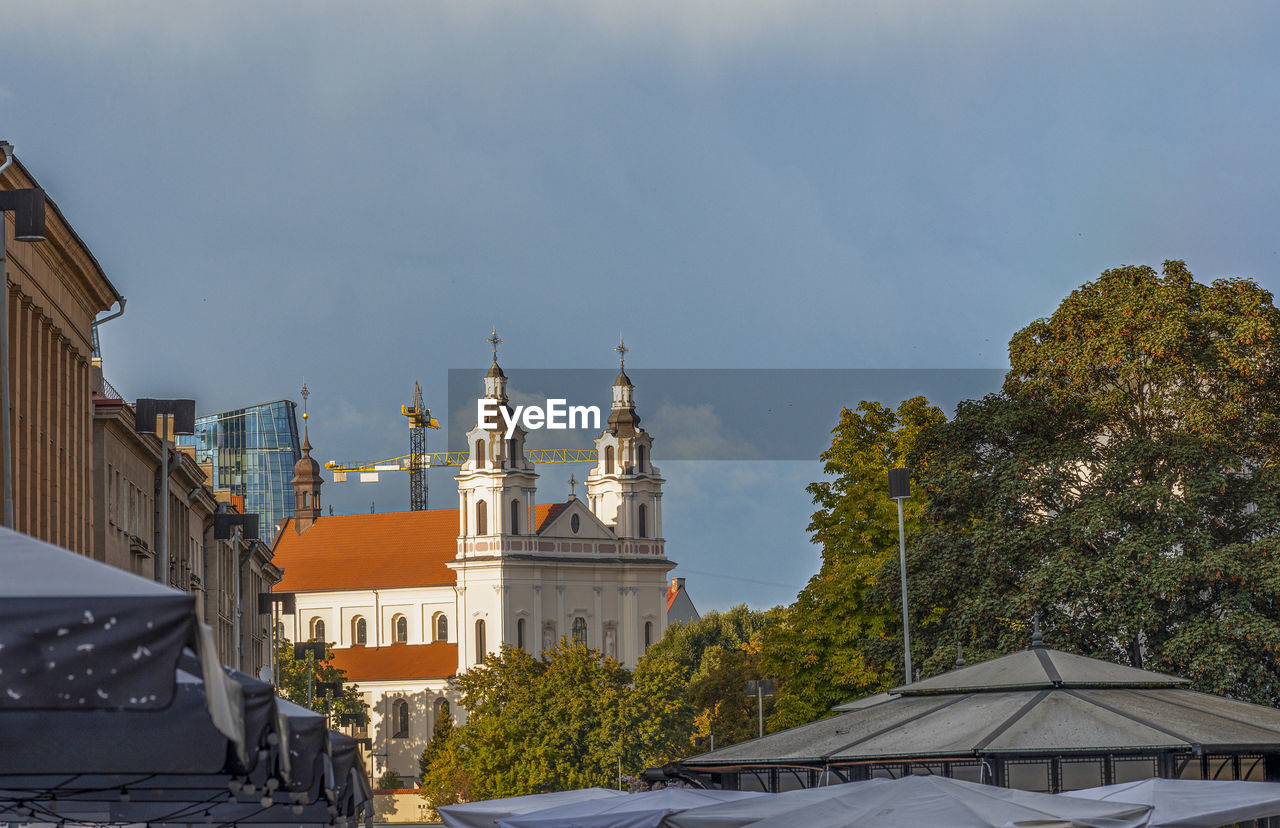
top-left (0, 155), bottom-right (123, 553)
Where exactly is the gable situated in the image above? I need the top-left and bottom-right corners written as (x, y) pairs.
top-left (536, 498), bottom-right (616, 540)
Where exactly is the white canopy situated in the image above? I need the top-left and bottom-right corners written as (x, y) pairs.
top-left (739, 776), bottom-right (1151, 828)
top-left (664, 780), bottom-right (891, 828)
top-left (498, 788), bottom-right (764, 828)
top-left (1062, 778), bottom-right (1280, 828)
top-left (439, 788), bottom-right (628, 828)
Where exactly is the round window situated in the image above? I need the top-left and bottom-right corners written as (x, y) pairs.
top-left (571, 514), bottom-right (580, 534)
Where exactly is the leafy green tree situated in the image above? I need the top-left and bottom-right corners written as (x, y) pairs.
top-left (274, 638), bottom-right (369, 722)
top-left (900, 261), bottom-right (1280, 702)
top-left (420, 642), bottom-right (692, 804)
top-left (377, 770), bottom-right (405, 790)
top-left (643, 605), bottom-right (779, 748)
top-left (761, 397), bottom-right (944, 727)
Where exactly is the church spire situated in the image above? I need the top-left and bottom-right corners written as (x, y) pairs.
top-left (608, 336), bottom-right (639, 436)
top-left (291, 382), bottom-right (322, 533)
top-left (484, 328), bottom-right (508, 402)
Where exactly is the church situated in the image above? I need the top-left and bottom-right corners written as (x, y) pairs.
top-left (271, 344), bottom-right (680, 783)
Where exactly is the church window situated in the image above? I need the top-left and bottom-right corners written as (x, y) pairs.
top-left (644, 621), bottom-right (653, 650)
top-left (517, 618), bottom-right (526, 651)
top-left (302, 491), bottom-right (309, 508)
top-left (638, 504), bottom-right (647, 538)
top-left (605, 445), bottom-right (614, 474)
top-left (353, 616), bottom-right (367, 646)
top-left (433, 698), bottom-right (450, 730)
top-left (475, 440), bottom-right (485, 469)
top-left (637, 445), bottom-right (646, 472)
top-left (392, 699), bottom-right (409, 738)
top-left (310, 617), bottom-right (325, 643)
top-left (476, 500), bottom-right (488, 534)
top-left (475, 620), bottom-right (486, 664)
top-left (435, 613), bottom-right (448, 642)
top-left (393, 614), bottom-right (408, 643)
top-left (511, 499), bottom-right (521, 534)
top-left (275, 621), bottom-right (285, 641)
top-left (572, 616), bottom-right (588, 645)
top-left (571, 514), bottom-right (580, 534)
top-left (509, 438), bottom-right (518, 467)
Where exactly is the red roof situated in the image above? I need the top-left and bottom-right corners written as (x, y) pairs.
top-left (330, 642), bottom-right (458, 681)
top-left (273, 504), bottom-right (561, 592)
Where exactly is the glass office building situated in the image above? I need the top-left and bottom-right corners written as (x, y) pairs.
top-left (179, 400), bottom-right (302, 541)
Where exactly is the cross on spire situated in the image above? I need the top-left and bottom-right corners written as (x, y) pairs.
top-left (487, 328), bottom-right (503, 363)
top-left (568, 473), bottom-right (577, 497)
top-left (614, 336), bottom-right (628, 370)
top-left (300, 382), bottom-right (310, 421)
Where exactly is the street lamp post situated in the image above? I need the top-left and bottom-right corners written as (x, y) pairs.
top-left (135, 399), bottom-right (196, 584)
top-left (744, 679), bottom-right (774, 740)
top-left (889, 468), bottom-right (913, 684)
top-left (215, 508), bottom-right (260, 671)
top-left (258, 591), bottom-right (297, 686)
top-left (0, 142), bottom-right (47, 529)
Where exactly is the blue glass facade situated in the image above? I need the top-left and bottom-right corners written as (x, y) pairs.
top-left (178, 400), bottom-right (301, 541)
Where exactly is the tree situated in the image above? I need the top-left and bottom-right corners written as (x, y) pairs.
top-left (760, 397), bottom-right (944, 728)
top-left (900, 261), bottom-right (1280, 702)
top-left (420, 642), bottom-right (692, 804)
top-left (274, 638), bottom-right (369, 722)
top-left (377, 770), bottom-right (405, 790)
top-left (643, 605), bottom-right (779, 749)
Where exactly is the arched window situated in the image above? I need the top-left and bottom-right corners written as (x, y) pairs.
top-left (393, 614), bottom-right (408, 643)
top-left (572, 616), bottom-right (587, 645)
top-left (637, 445), bottom-right (646, 472)
top-left (302, 491), bottom-right (309, 508)
top-left (475, 620), bottom-right (486, 664)
top-left (353, 616), bottom-right (367, 646)
top-left (433, 698), bottom-right (450, 731)
top-left (517, 617), bottom-right (526, 651)
top-left (275, 621), bottom-right (285, 640)
top-left (510, 499), bottom-right (521, 534)
top-left (644, 621), bottom-right (653, 650)
top-left (310, 617), bottom-right (325, 643)
top-left (638, 504), bottom-right (647, 538)
top-left (605, 445), bottom-right (614, 474)
top-left (392, 699), bottom-right (409, 738)
top-left (476, 500), bottom-right (487, 535)
top-left (474, 440), bottom-right (485, 469)
top-left (435, 613), bottom-right (448, 642)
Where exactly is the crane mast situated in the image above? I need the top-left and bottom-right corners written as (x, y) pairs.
top-left (400, 382), bottom-right (439, 511)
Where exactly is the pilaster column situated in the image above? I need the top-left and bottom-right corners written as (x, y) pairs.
top-left (593, 585), bottom-right (603, 650)
top-left (533, 584), bottom-right (543, 658)
top-left (556, 584), bottom-right (565, 647)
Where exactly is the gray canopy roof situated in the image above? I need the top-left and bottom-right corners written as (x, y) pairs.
top-left (682, 644), bottom-right (1280, 768)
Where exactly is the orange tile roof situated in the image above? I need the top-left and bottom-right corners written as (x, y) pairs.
top-left (330, 642), bottom-right (458, 681)
top-left (273, 504), bottom-right (562, 592)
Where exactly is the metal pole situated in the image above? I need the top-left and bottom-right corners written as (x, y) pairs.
top-left (157, 435), bottom-right (171, 583)
top-left (0, 212), bottom-right (11, 530)
top-left (896, 496), bottom-right (912, 683)
top-left (757, 685), bottom-right (764, 739)
top-left (307, 649), bottom-right (314, 708)
top-left (232, 524), bottom-right (242, 670)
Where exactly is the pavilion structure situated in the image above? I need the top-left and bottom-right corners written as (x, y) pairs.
top-left (676, 632), bottom-right (1280, 794)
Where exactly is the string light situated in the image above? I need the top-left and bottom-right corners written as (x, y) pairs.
top-left (118, 788), bottom-right (131, 803)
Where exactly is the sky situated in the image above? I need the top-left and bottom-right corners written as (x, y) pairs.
top-left (4, 1), bottom-right (1280, 612)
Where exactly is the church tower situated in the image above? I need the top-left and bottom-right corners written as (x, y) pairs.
top-left (290, 383), bottom-right (323, 534)
top-left (586, 339), bottom-right (664, 546)
top-left (455, 331), bottom-right (540, 554)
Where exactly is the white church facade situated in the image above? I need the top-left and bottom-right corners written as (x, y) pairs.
top-left (271, 347), bottom-right (677, 782)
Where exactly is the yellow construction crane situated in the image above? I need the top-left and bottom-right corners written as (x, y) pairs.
top-left (326, 448), bottom-right (597, 481)
top-left (401, 382), bottom-right (440, 510)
